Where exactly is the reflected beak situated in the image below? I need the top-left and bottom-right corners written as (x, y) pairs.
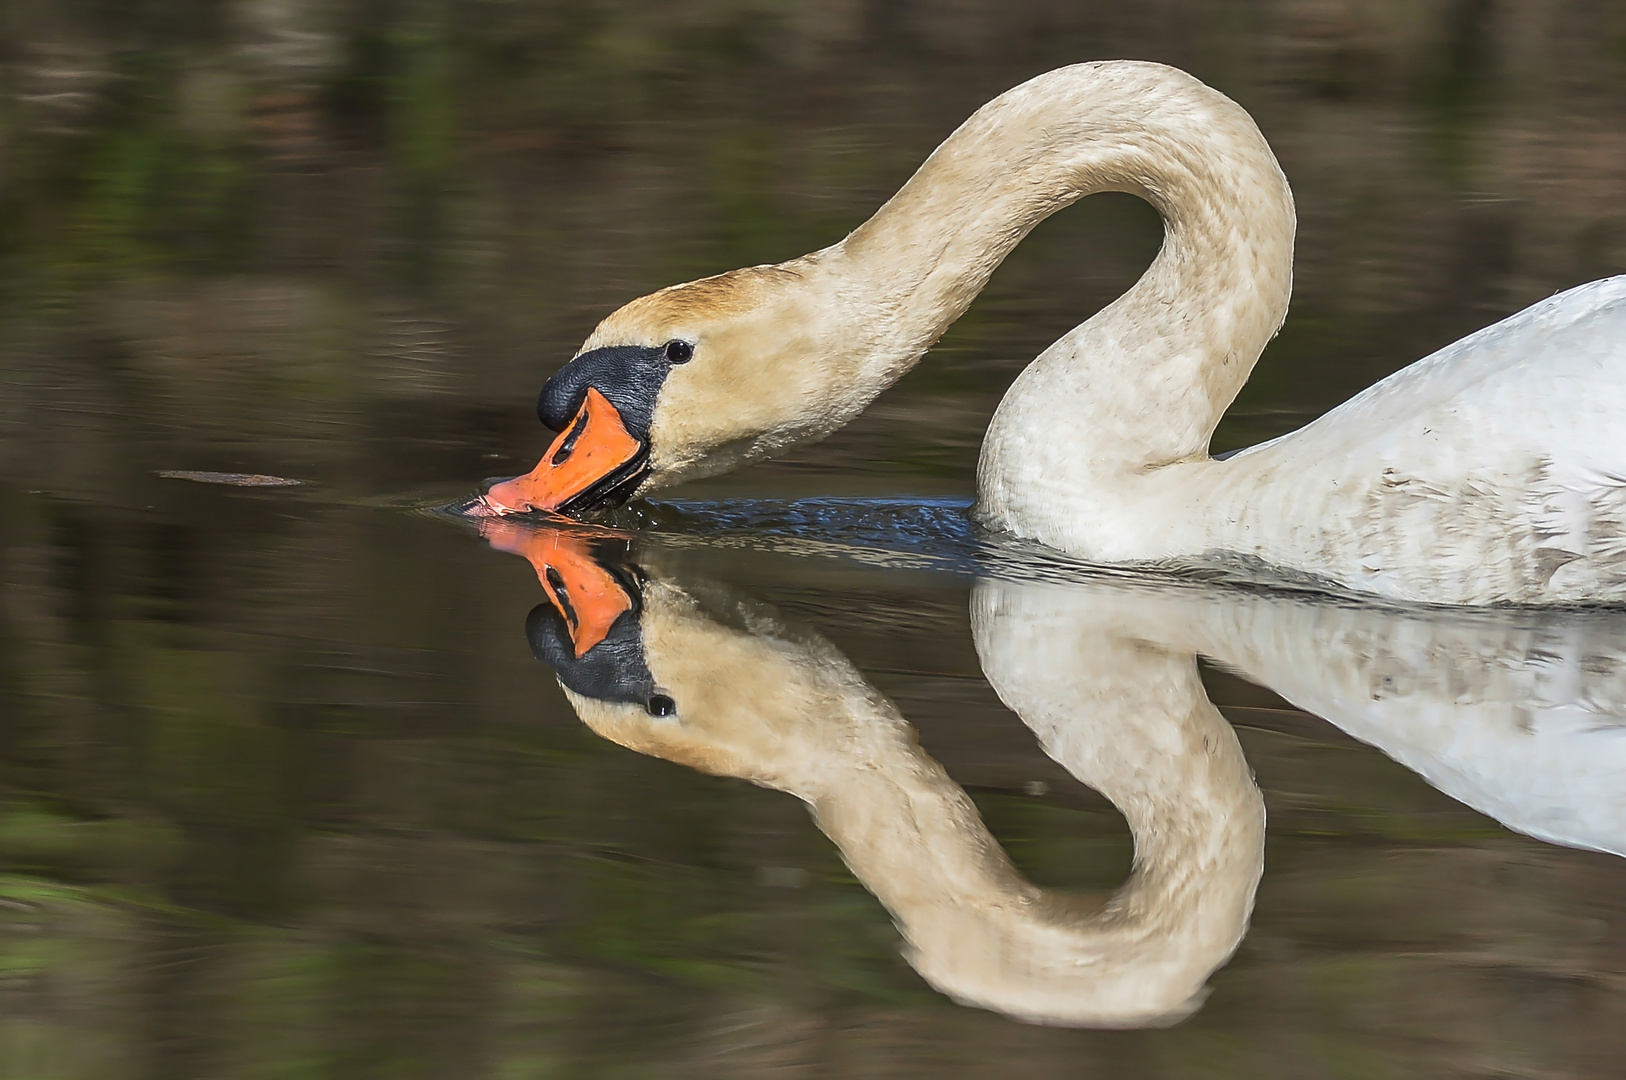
top-left (483, 387), bottom-right (648, 516)
top-left (482, 521), bottom-right (634, 656)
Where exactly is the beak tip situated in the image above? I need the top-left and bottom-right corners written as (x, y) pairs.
top-left (482, 479), bottom-right (538, 516)
top-left (488, 388), bottom-right (645, 520)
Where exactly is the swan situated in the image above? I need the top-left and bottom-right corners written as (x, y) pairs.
top-left (483, 519), bottom-right (1265, 1027)
top-left (474, 60), bottom-right (1626, 607)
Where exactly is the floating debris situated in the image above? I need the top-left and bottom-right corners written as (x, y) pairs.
top-left (156, 470), bottom-right (303, 487)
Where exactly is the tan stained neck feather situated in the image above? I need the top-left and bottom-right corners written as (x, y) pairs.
top-left (819, 61), bottom-right (1294, 474)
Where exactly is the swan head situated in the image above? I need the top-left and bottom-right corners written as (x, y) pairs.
top-left (481, 260), bottom-right (868, 517)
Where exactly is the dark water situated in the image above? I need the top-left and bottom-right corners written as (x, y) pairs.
top-left (5, 3), bottom-right (1626, 1076)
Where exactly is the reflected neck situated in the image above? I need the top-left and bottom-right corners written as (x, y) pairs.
top-left (579, 575), bottom-right (1265, 1027)
top-left (805, 652), bottom-right (1262, 1026)
top-left (967, 579), bottom-right (1266, 1003)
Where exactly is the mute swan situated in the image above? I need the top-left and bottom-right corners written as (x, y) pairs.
top-left (474, 60), bottom-right (1626, 607)
top-left (483, 520), bottom-right (1265, 1027)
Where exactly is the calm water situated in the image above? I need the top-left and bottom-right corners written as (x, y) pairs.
top-left (5, 3), bottom-right (1626, 1077)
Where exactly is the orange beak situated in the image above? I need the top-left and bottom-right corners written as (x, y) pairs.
top-left (481, 521), bottom-right (634, 657)
top-left (483, 387), bottom-right (646, 516)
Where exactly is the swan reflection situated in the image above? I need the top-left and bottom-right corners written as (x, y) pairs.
top-left (1098, 586), bottom-right (1626, 858)
top-left (480, 519), bottom-right (1626, 1027)
top-left (484, 518), bottom-right (1264, 1027)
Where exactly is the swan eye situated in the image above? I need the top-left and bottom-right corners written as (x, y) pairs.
top-left (662, 340), bottom-right (694, 365)
top-left (646, 693), bottom-right (677, 717)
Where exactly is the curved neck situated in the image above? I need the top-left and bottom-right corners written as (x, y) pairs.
top-left (822, 61), bottom-right (1293, 470)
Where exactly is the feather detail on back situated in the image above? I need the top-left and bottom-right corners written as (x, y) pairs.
top-left (1195, 277), bottom-right (1626, 604)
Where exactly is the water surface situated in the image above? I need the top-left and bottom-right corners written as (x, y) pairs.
top-left (5, 3), bottom-right (1626, 1076)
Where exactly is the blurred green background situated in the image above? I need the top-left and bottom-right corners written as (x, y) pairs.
top-left (3, 1), bottom-right (1626, 1077)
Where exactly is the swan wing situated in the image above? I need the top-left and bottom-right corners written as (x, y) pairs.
top-left (1220, 276), bottom-right (1626, 603)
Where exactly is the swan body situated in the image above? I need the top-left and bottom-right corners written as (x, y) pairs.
top-left (483, 61), bottom-right (1626, 606)
top-left (1037, 277), bottom-right (1626, 606)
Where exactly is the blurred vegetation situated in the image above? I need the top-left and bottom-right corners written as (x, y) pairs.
top-left (3, 1), bottom-right (1626, 1076)
top-left (1, 0), bottom-right (1622, 482)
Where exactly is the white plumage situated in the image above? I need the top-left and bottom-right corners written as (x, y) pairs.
top-left (1211, 277), bottom-right (1626, 604)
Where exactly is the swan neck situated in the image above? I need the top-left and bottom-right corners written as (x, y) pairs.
top-left (829, 61), bottom-right (1293, 467)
